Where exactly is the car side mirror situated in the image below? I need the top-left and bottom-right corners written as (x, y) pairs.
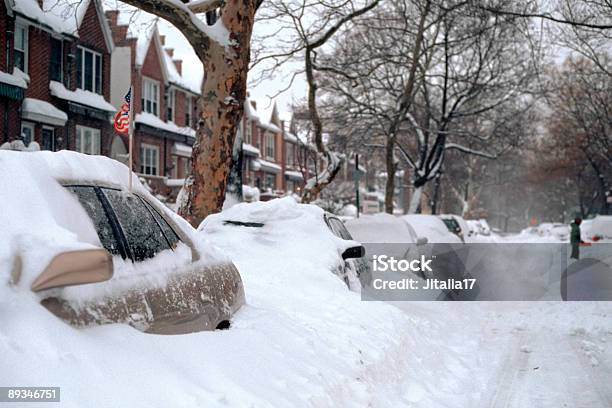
top-left (416, 237), bottom-right (428, 246)
top-left (31, 249), bottom-right (113, 292)
top-left (342, 245), bottom-right (365, 260)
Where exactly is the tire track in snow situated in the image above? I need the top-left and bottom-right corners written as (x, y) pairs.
top-left (487, 331), bottom-right (609, 408)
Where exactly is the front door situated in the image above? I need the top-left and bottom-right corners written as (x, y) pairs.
top-left (41, 127), bottom-right (55, 151)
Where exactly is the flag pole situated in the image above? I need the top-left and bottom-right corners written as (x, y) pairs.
top-left (128, 84), bottom-right (134, 192)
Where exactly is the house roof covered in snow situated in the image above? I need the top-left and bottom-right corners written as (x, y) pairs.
top-left (113, 5), bottom-right (201, 94)
top-left (10, 0), bottom-right (113, 51)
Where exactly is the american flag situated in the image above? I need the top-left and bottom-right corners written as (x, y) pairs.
top-left (114, 88), bottom-right (131, 134)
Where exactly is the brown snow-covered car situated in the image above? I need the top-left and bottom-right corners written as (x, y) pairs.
top-left (32, 181), bottom-right (245, 334)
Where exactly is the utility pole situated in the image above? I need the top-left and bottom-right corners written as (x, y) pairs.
top-left (355, 154), bottom-right (361, 218)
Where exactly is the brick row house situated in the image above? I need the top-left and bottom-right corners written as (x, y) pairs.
top-left (239, 98), bottom-right (317, 198)
top-left (106, 11), bottom-right (198, 197)
top-left (0, 0), bottom-right (116, 155)
top-left (0, 0), bottom-right (320, 201)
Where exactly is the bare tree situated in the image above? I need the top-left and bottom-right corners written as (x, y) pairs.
top-left (320, 0), bottom-right (540, 213)
top-left (252, 0), bottom-right (379, 202)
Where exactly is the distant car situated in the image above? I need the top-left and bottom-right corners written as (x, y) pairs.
top-left (535, 222), bottom-right (568, 241)
top-left (589, 216), bottom-right (612, 242)
top-left (403, 214), bottom-right (463, 243)
top-left (550, 224), bottom-right (570, 241)
top-left (536, 222), bottom-right (555, 237)
top-left (344, 213), bottom-right (429, 287)
top-left (466, 219), bottom-right (492, 236)
top-left (4, 152), bottom-right (245, 334)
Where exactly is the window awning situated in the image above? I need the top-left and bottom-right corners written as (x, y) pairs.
top-left (22, 98), bottom-right (68, 126)
top-left (258, 159), bottom-right (282, 174)
top-left (171, 142), bottom-right (192, 158)
top-left (0, 71), bottom-right (26, 101)
top-left (285, 170), bottom-right (304, 181)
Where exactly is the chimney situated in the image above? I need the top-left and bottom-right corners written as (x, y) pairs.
top-left (166, 48), bottom-right (174, 58)
top-left (160, 35), bottom-right (166, 46)
top-left (111, 25), bottom-right (128, 43)
top-left (105, 10), bottom-right (119, 26)
top-left (173, 59), bottom-right (182, 75)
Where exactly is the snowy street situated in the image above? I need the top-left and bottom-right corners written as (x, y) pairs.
top-left (388, 302), bottom-right (612, 407)
top-left (1, 0), bottom-right (611, 405)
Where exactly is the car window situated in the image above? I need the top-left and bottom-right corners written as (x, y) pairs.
top-left (141, 198), bottom-right (180, 249)
top-left (442, 218), bottom-right (460, 233)
top-left (327, 217), bottom-right (353, 240)
top-left (103, 189), bottom-right (171, 262)
top-left (66, 186), bottom-right (122, 256)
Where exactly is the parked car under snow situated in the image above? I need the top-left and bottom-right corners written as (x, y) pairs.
top-left (1, 151), bottom-right (245, 334)
top-left (198, 198), bottom-right (367, 291)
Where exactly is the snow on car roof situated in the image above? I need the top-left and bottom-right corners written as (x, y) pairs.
top-left (345, 213), bottom-right (417, 243)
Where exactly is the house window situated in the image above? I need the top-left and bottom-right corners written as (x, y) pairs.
top-left (76, 47), bottom-right (102, 94)
top-left (166, 88), bottom-right (175, 122)
top-left (142, 78), bottom-right (160, 116)
top-left (42, 127), bottom-right (55, 151)
top-left (245, 120), bottom-right (252, 145)
top-left (20, 122), bottom-right (34, 145)
top-left (14, 23), bottom-right (28, 73)
top-left (286, 144), bottom-right (295, 167)
top-left (76, 126), bottom-right (101, 155)
top-left (140, 144), bottom-right (159, 175)
top-left (183, 158), bottom-right (191, 177)
top-left (264, 173), bottom-right (275, 190)
top-left (265, 132), bottom-right (275, 160)
top-left (286, 180), bottom-right (295, 193)
top-left (50, 38), bottom-right (63, 82)
top-left (185, 96), bottom-right (192, 127)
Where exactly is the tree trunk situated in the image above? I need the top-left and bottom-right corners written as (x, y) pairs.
top-left (178, 3), bottom-right (256, 227)
top-left (408, 185), bottom-right (423, 214)
top-left (225, 123), bottom-right (244, 206)
top-left (384, 136), bottom-right (396, 214)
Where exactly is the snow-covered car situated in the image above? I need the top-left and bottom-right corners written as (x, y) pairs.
top-left (438, 214), bottom-right (469, 242)
top-left (403, 214), bottom-right (463, 243)
top-left (535, 222), bottom-right (555, 237)
top-left (466, 219), bottom-right (492, 237)
top-left (580, 219), bottom-right (594, 242)
top-left (202, 199), bottom-right (367, 291)
top-left (549, 224), bottom-right (570, 241)
top-left (534, 222), bottom-right (568, 241)
top-left (344, 213), bottom-right (427, 245)
top-left (589, 215), bottom-right (612, 242)
top-left (1, 151), bottom-right (245, 334)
